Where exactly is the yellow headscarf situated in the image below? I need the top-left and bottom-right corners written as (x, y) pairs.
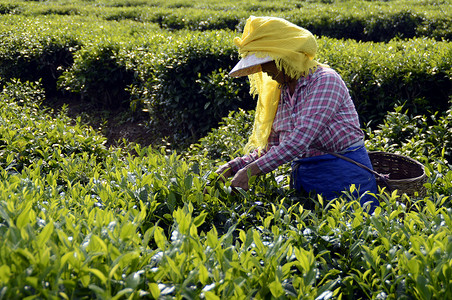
top-left (233, 16), bottom-right (323, 153)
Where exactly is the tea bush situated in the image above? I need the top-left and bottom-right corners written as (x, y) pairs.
top-left (58, 42), bottom-right (136, 108)
top-left (150, 6), bottom-right (452, 42)
top-left (1, 1), bottom-right (452, 298)
top-left (186, 108), bottom-right (254, 163)
top-left (0, 16), bottom-right (79, 96)
top-left (284, 5), bottom-right (452, 42)
top-left (1, 7), bottom-right (451, 147)
top-left (129, 30), bottom-right (255, 146)
top-left (365, 103), bottom-right (452, 162)
top-left (0, 78), bottom-right (452, 299)
top-left (148, 8), bottom-right (247, 31)
top-left (0, 14), bottom-right (162, 101)
top-left (5, 0), bottom-right (451, 41)
top-left (0, 2), bottom-right (20, 14)
top-left (0, 79), bottom-right (108, 174)
top-left (318, 37), bottom-right (452, 124)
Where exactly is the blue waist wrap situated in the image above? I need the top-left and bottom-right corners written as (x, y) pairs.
top-left (291, 144), bottom-right (379, 212)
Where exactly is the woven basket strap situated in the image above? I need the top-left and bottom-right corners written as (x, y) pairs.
top-left (317, 148), bottom-right (393, 191)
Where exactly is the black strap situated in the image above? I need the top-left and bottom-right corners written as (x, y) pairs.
top-left (317, 148), bottom-right (393, 191)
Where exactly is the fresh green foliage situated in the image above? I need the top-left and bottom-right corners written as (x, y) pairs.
top-left (0, 80), bottom-right (108, 174)
top-left (0, 16), bottom-right (79, 96)
top-left (186, 108), bottom-right (254, 163)
top-left (130, 30), bottom-right (255, 146)
top-left (365, 103), bottom-right (452, 162)
top-left (3, 0), bottom-right (451, 41)
top-left (318, 37), bottom-right (452, 124)
top-left (59, 42), bottom-right (136, 108)
top-left (0, 76), bottom-right (452, 298)
top-left (284, 3), bottom-right (452, 42)
top-left (0, 14), bottom-right (162, 102)
top-left (0, 4), bottom-right (450, 146)
top-left (0, 2), bottom-right (452, 297)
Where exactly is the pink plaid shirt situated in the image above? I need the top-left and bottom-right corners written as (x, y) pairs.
top-left (229, 66), bottom-right (364, 174)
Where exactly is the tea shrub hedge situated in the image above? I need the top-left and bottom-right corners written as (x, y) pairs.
top-left (4, 0), bottom-right (451, 41)
top-left (1, 1), bottom-right (452, 299)
top-left (0, 79), bottom-right (451, 299)
top-left (129, 30), bottom-right (256, 145)
top-left (365, 104), bottom-right (452, 163)
top-left (59, 42), bottom-right (136, 108)
top-left (1, 3), bottom-right (451, 146)
top-left (0, 2), bottom-right (19, 14)
top-left (149, 5), bottom-right (452, 42)
top-left (318, 37), bottom-right (452, 124)
top-left (0, 15), bottom-right (162, 100)
top-left (0, 16), bottom-right (79, 96)
top-left (186, 109), bottom-right (254, 163)
top-left (130, 35), bottom-right (451, 146)
top-left (0, 80), bottom-right (108, 175)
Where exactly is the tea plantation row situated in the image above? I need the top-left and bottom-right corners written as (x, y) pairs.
top-left (1, 0), bottom-right (452, 298)
top-left (1, 14), bottom-right (451, 147)
top-left (2, 0), bottom-right (451, 41)
top-left (0, 77), bottom-right (451, 299)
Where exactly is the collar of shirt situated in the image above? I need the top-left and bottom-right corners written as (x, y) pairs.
top-left (282, 67), bottom-right (318, 105)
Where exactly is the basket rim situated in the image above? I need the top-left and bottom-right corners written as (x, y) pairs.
top-left (368, 151), bottom-right (426, 182)
top-left (383, 174), bottom-right (427, 184)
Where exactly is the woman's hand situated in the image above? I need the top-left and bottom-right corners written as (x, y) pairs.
top-left (204, 163), bottom-right (234, 195)
top-left (230, 168), bottom-right (250, 190)
top-left (215, 163), bottom-right (233, 181)
top-left (230, 163), bottom-right (262, 191)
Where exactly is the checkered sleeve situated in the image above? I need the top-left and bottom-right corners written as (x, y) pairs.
top-left (227, 128), bottom-right (280, 174)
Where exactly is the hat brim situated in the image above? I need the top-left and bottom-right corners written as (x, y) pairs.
top-left (229, 54), bottom-right (273, 77)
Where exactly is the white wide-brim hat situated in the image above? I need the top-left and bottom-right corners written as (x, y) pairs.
top-left (229, 53), bottom-right (273, 77)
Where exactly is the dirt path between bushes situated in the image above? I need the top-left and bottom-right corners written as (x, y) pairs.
top-left (46, 97), bottom-right (157, 148)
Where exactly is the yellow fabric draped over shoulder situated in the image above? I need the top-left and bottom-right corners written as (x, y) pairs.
top-left (233, 16), bottom-right (325, 153)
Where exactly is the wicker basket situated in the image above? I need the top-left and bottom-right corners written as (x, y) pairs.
top-left (368, 151), bottom-right (427, 197)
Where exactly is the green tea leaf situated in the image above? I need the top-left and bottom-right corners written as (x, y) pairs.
top-left (91, 235), bottom-right (108, 253)
top-left (88, 283), bottom-right (105, 294)
top-left (253, 230), bottom-right (265, 254)
top-left (416, 275), bottom-right (432, 299)
top-left (194, 211), bottom-right (207, 228)
top-left (425, 200), bottom-right (437, 216)
top-left (15, 248), bottom-right (35, 265)
top-left (24, 278), bottom-right (39, 293)
top-left (109, 264), bottom-right (121, 281)
top-left (87, 268), bottom-right (107, 285)
top-left (0, 265), bottom-right (11, 284)
top-left (166, 257), bottom-right (181, 280)
top-left (204, 291), bottom-right (220, 300)
top-left (184, 174), bottom-right (193, 190)
top-left (269, 278), bottom-right (284, 298)
top-left (149, 283), bottom-right (160, 299)
top-left (37, 222), bottom-right (54, 246)
top-left (16, 202), bottom-right (32, 229)
top-left (295, 247), bottom-right (313, 273)
top-left (206, 227), bottom-right (219, 248)
top-left (199, 264), bottom-right (209, 285)
top-left (407, 259), bottom-right (420, 277)
top-left (120, 223), bottom-right (135, 241)
top-left (112, 288), bottom-right (133, 300)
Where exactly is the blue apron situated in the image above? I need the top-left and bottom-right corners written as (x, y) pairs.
top-left (291, 143), bottom-right (379, 213)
